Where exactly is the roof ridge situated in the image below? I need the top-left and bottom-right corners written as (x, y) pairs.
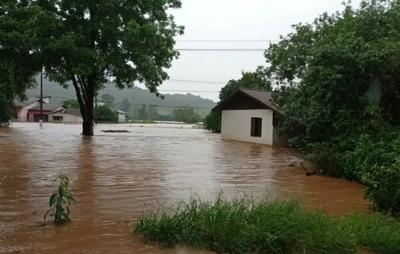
top-left (239, 87), bottom-right (271, 93)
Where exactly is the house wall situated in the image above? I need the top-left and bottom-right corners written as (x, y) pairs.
top-left (118, 113), bottom-right (126, 123)
top-left (17, 102), bottom-right (39, 122)
top-left (49, 113), bottom-right (83, 124)
top-left (221, 109), bottom-right (274, 145)
top-left (27, 110), bottom-right (50, 122)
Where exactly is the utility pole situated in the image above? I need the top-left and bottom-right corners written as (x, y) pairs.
top-left (39, 68), bottom-right (43, 128)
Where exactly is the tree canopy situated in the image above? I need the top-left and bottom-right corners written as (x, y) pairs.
top-left (265, 0), bottom-right (400, 213)
top-left (268, 1), bottom-right (400, 144)
top-left (172, 107), bottom-right (201, 123)
top-left (219, 67), bottom-right (272, 100)
top-left (0, 0), bottom-right (183, 135)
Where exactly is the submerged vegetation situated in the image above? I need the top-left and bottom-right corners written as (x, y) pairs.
top-left (265, 1), bottom-right (400, 215)
top-left (44, 175), bottom-right (75, 224)
top-left (135, 196), bottom-right (400, 254)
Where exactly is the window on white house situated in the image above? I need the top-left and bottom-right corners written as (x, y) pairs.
top-left (53, 116), bottom-right (63, 121)
top-left (251, 117), bottom-right (262, 137)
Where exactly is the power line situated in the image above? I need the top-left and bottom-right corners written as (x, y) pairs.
top-left (177, 39), bottom-right (277, 43)
top-left (166, 79), bottom-right (226, 84)
top-left (175, 48), bottom-right (266, 52)
top-left (129, 103), bottom-right (213, 109)
top-left (159, 89), bottom-right (218, 94)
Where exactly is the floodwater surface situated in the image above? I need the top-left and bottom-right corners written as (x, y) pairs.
top-left (0, 123), bottom-right (369, 254)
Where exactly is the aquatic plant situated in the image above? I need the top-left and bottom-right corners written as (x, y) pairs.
top-left (44, 175), bottom-right (75, 224)
top-left (134, 195), bottom-right (400, 254)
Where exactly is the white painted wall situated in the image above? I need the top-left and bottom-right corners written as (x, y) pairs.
top-left (118, 112), bottom-right (126, 123)
top-left (49, 113), bottom-right (83, 124)
top-left (221, 109), bottom-right (274, 145)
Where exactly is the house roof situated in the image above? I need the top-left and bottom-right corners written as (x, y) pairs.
top-left (212, 88), bottom-right (281, 113)
top-left (29, 102), bottom-right (60, 111)
top-left (116, 110), bottom-right (127, 114)
top-left (49, 107), bottom-right (81, 116)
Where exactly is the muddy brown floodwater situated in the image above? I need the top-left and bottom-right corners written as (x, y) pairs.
top-left (0, 123), bottom-right (370, 254)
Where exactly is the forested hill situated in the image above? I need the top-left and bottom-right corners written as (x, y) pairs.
top-left (25, 78), bottom-right (216, 117)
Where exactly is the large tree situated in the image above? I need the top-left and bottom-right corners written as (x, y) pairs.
top-left (0, 0), bottom-right (183, 135)
top-left (0, 1), bottom-right (40, 121)
top-left (267, 0), bottom-right (400, 144)
top-left (219, 66), bottom-right (272, 100)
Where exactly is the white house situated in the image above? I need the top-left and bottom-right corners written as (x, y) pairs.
top-left (48, 107), bottom-right (83, 124)
top-left (212, 88), bottom-right (287, 146)
top-left (116, 110), bottom-right (127, 123)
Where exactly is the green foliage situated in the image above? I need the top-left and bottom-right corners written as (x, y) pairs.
top-left (172, 107), bottom-right (201, 123)
top-left (363, 159), bottom-right (400, 215)
top-left (62, 99), bottom-right (80, 109)
top-left (0, 1), bottom-right (40, 109)
top-left (95, 106), bottom-right (117, 123)
top-left (135, 195), bottom-right (400, 254)
top-left (339, 213), bottom-right (400, 254)
top-left (134, 105), bottom-right (161, 121)
top-left (219, 66), bottom-right (272, 100)
top-left (0, 0), bottom-right (183, 135)
top-left (266, 1), bottom-right (400, 214)
top-left (0, 92), bottom-right (10, 123)
top-left (270, 1), bottom-right (400, 143)
top-left (204, 111), bottom-right (221, 133)
top-left (44, 175), bottom-right (75, 224)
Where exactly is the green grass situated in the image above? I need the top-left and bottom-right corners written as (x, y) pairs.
top-left (134, 195), bottom-right (400, 254)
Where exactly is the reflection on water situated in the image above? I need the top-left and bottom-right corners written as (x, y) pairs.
top-left (0, 123), bottom-right (369, 253)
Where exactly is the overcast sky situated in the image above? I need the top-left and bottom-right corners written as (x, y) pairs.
top-left (145, 0), bottom-right (363, 102)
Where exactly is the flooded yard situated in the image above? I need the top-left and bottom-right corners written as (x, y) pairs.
top-left (0, 123), bottom-right (369, 254)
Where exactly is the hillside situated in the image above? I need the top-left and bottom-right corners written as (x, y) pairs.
top-left (25, 77), bottom-right (216, 118)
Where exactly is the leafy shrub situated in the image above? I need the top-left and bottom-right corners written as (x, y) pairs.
top-left (204, 111), bottom-right (221, 133)
top-left (0, 92), bottom-right (10, 124)
top-left (306, 128), bottom-right (400, 215)
top-left (363, 160), bottom-right (400, 215)
top-left (95, 105), bottom-right (118, 123)
top-left (44, 175), bottom-right (75, 224)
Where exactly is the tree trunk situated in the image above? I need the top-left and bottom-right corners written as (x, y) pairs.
top-left (82, 120), bottom-right (94, 136)
top-left (81, 77), bottom-right (96, 136)
top-left (81, 89), bottom-right (95, 136)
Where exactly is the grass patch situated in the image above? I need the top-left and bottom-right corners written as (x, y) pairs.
top-left (134, 195), bottom-right (400, 254)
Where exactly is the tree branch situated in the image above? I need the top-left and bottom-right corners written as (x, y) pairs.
top-left (71, 75), bottom-right (86, 116)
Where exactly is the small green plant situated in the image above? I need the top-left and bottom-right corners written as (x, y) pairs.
top-left (44, 175), bottom-right (75, 224)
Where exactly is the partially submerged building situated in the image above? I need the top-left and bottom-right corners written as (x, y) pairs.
top-left (48, 107), bottom-right (83, 124)
top-left (212, 88), bottom-right (287, 146)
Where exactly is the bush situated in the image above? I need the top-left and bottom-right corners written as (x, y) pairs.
top-left (95, 105), bottom-right (117, 123)
top-left (0, 92), bottom-right (10, 123)
top-left (204, 111), bottom-right (221, 133)
top-left (363, 160), bottom-right (400, 215)
top-left (306, 128), bottom-right (400, 215)
top-left (44, 175), bottom-right (75, 224)
top-left (135, 195), bottom-right (400, 254)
